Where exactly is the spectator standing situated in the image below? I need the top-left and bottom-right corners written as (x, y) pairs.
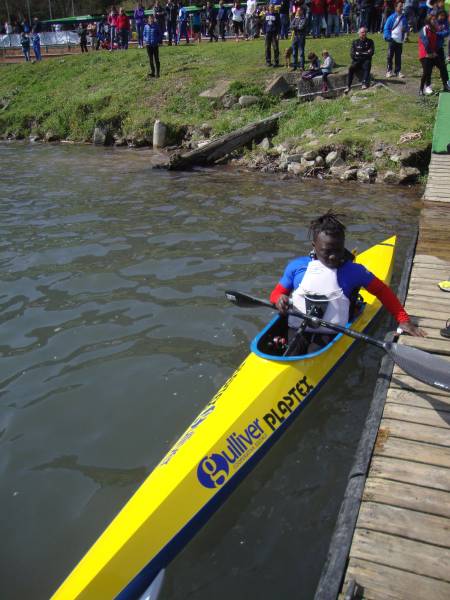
top-left (231, 2), bottom-right (245, 40)
top-left (418, 14), bottom-right (450, 93)
top-left (154, 1), bottom-right (166, 41)
top-left (436, 9), bottom-right (449, 64)
top-left (344, 26), bottom-right (375, 90)
top-left (20, 32), bottom-right (31, 61)
top-left (245, 0), bottom-right (257, 39)
top-left (384, 2), bottom-right (408, 77)
top-left (95, 17), bottom-right (106, 50)
top-left (417, 0), bottom-right (428, 28)
top-left (373, 0), bottom-right (384, 30)
top-left (290, 6), bottom-right (308, 69)
top-left (117, 8), bottom-right (131, 49)
top-left (311, 0), bottom-right (326, 37)
top-left (360, 0), bottom-right (374, 28)
top-left (5, 21), bottom-right (13, 35)
top-left (206, 2), bottom-right (219, 41)
top-left (178, 3), bottom-right (190, 43)
top-left (342, 0), bottom-right (352, 31)
top-left (327, 0), bottom-right (343, 35)
top-left (32, 17), bottom-right (42, 33)
top-left (192, 7), bottom-right (202, 42)
top-left (144, 14), bottom-right (162, 77)
top-left (403, 0), bottom-right (418, 35)
top-left (108, 7), bottom-right (119, 50)
top-left (87, 21), bottom-right (96, 48)
top-left (134, 3), bottom-right (146, 48)
top-left (279, 0), bottom-right (291, 39)
top-left (217, 0), bottom-right (229, 39)
top-left (381, 0), bottom-right (395, 31)
top-left (166, 0), bottom-right (179, 45)
top-left (265, 3), bottom-right (281, 65)
top-left (78, 23), bottom-right (89, 52)
top-left (31, 31), bottom-right (42, 60)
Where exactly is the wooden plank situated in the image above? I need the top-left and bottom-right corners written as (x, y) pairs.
top-left (370, 456), bottom-right (450, 491)
top-left (413, 254), bottom-right (450, 265)
top-left (398, 336), bottom-right (450, 355)
top-left (408, 271), bottom-right (450, 282)
top-left (363, 477), bottom-right (450, 518)
top-left (345, 557), bottom-right (450, 600)
top-left (402, 305), bottom-right (450, 320)
top-left (381, 418), bottom-right (450, 447)
top-left (380, 419), bottom-right (450, 448)
top-left (386, 387), bottom-right (450, 410)
top-left (374, 435), bottom-right (450, 468)
top-left (408, 285), bottom-right (450, 296)
top-left (383, 403), bottom-right (450, 428)
top-left (411, 316), bottom-right (450, 329)
top-left (411, 263), bottom-right (450, 272)
top-left (426, 199), bottom-right (450, 202)
top-left (390, 372), bottom-right (450, 396)
top-left (356, 502), bottom-right (450, 547)
top-left (405, 293), bottom-right (450, 307)
top-left (350, 528), bottom-right (450, 581)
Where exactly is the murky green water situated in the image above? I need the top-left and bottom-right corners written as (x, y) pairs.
top-left (0, 143), bottom-right (420, 599)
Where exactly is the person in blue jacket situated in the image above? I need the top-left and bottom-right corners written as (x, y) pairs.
top-left (383, 2), bottom-right (408, 77)
top-left (217, 0), bottom-right (229, 40)
top-left (435, 9), bottom-right (449, 67)
top-left (31, 31), bottom-right (42, 61)
top-left (178, 2), bottom-right (190, 43)
top-left (143, 15), bottom-right (162, 77)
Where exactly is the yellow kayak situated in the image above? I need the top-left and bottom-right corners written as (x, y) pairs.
top-left (52, 236), bottom-right (396, 600)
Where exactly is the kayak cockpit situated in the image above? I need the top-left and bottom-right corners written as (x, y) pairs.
top-left (251, 301), bottom-right (365, 362)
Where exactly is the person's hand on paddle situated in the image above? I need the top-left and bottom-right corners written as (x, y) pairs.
top-left (275, 294), bottom-right (290, 315)
top-left (400, 321), bottom-right (427, 337)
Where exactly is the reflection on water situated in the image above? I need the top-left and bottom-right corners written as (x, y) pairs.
top-left (0, 143), bottom-right (420, 599)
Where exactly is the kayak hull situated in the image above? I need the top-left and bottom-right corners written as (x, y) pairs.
top-left (52, 237), bottom-right (396, 600)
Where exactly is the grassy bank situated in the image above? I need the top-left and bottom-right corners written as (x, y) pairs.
top-left (0, 34), bottom-right (440, 154)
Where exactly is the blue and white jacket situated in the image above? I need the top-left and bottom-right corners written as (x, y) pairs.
top-left (143, 22), bottom-right (162, 46)
top-left (383, 12), bottom-right (408, 42)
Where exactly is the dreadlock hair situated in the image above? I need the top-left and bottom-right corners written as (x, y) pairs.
top-left (308, 211), bottom-right (346, 240)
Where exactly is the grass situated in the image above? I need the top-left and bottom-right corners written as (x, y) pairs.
top-left (0, 33), bottom-right (443, 151)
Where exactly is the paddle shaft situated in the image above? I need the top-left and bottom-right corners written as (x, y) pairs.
top-left (225, 291), bottom-right (385, 350)
top-left (225, 290), bottom-right (450, 392)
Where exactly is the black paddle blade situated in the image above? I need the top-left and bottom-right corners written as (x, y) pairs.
top-left (225, 290), bottom-right (274, 309)
top-left (386, 342), bottom-right (450, 392)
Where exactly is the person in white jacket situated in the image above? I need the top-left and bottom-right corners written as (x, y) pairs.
top-left (245, 0), bottom-right (257, 39)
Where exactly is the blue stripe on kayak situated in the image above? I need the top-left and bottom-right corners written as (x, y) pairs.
top-left (116, 311), bottom-right (377, 600)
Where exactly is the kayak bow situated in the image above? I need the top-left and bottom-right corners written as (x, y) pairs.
top-left (52, 236), bottom-right (396, 600)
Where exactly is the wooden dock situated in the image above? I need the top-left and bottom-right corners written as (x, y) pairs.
top-left (340, 158), bottom-right (450, 598)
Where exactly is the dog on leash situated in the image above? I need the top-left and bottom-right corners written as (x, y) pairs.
top-left (284, 45), bottom-right (292, 68)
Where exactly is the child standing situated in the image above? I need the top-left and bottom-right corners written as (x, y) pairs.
top-left (321, 49), bottom-right (334, 90)
top-left (21, 32), bottom-right (31, 61)
top-left (144, 15), bottom-right (162, 77)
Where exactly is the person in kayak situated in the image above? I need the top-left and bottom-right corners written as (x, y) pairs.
top-left (270, 211), bottom-right (425, 353)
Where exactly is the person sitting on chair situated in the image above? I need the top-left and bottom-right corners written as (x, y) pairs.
top-left (269, 211), bottom-right (425, 354)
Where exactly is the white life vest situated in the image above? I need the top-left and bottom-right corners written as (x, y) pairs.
top-left (290, 260), bottom-right (350, 333)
